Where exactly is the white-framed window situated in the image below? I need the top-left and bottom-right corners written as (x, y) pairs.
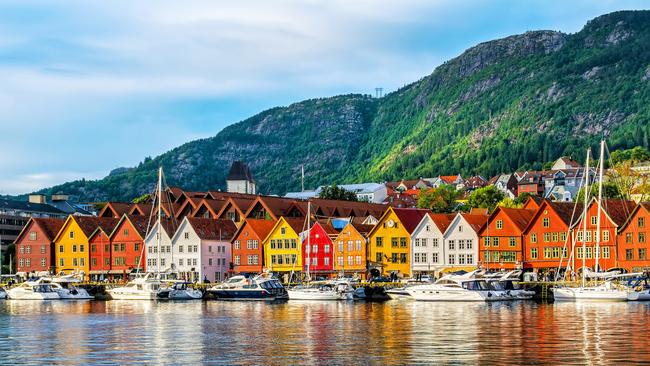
top-left (355, 240), bottom-right (362, 251)
top-left (459, 254), bottom-right (466, 265)
top-left (414, 253), bottom-right (420, 263)
top-left (234, 256), bottom-right (240, 265)
top-left (179, 258), bottom-right (184, 266)
top-left (234, 240), bottom-right (240, 250)
top-left (324, 245), bottom-right (330, 253)
top-left (40, 258), bottom-right (46, 267)
top-left (324, 257), bottom-right (330, 266)
top-left (448, 254), bottom-right (455, 265)
top-left (449, 240), bottom-right (455, 250)
top-left (311, 258), bottom-right (317, 266)
top-left (184, 232), bottom-right (189, 239)
top-left (355, 256), bottom-right (362, 265)
top-left (348, 256), bottom-right (353, 265)
top-left (432, 238), bottom-right (438, 248)
top-left (29, 231), bottom-right (37, 241)
top-left (467, 254), bottom-right (473, 264)
top-left (312, 244), bottom-right (318, 253)
top-left (432, 253), bottom-right (438, 263)
top-left (337, 256), bottom-right (344, 266)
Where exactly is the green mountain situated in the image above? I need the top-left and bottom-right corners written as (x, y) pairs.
top-left (32, 10), bottom-right (650, 201)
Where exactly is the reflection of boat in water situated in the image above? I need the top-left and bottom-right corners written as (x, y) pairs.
top-left (207, 275), bottom-right (288, 301)
top-left (167, 282), bottom-right (203, 300)
top-left (107, 274), bottom-right (170, 300)
top-left (7, 281), bottom-right (60, 300)
top-left (288, 281), bottom-right (354, 301)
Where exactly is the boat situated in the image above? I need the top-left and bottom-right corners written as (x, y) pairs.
top-left (406, 273), bottom-right (503, 302)
top-left (288, 281), bottom-right (355, 301)
top-left (0, 287), bottom-right (7, 299)
top-left (107, 273), bottom-right (170, 300)
top-left (488, 271), bottom-right (535, 300)
top-left (552, 141), bottom-right (630, 302)
top-left (385, 287), bottom-right (412, 300)
top-left (207, 274), bottom-right (288, 301)
top-left (37, 278), bottom-right (94, 300)
top-left (167, 281), bottom-right (203, 300)
top-left (7, 281), bottom-right (60, 300)
top-left (628, 288), bottom-right (650, 301)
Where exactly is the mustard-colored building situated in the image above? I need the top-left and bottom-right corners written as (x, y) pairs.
top-left (263, 217), bottom-right (304, 275)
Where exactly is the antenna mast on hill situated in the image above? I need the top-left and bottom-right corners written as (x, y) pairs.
top-left (375, 87), bottom-right (383, 98)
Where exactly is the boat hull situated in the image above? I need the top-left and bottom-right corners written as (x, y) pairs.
top-left (627, 290), bottom-right (650, 301)
top-left (7, 289), bottom-right (60, 300)
top-left (552, 287), bottom-right (628, 302)
top-left (107, 289), bottom-right (160, 300)
top-left (168, 290), bottom-right (203, 300)
top-left (208, 289), bottom-right (286, 301)
top-left (407, 288), bottom-right (497, 302)
top-left (287, 289), bottom-right (351, 301)
top-left (385, 288), bottom-right (413, 300)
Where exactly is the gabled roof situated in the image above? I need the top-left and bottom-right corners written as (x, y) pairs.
top-left (392, 208), bottom-right (431, 234)
top-left (618, 202), bottom-right (650, 232)
top-left (523, 201), bottom-right (583, 234)
top-left (98, 202), bottom-right (132, 218)
top-left (129, 203), bottom-right (153, 216)
top-left (14, 217), bottom-right (65, 244)
top-left (233, 219), bottom-right (277, 242)
top-left (349, 222), bottom-right (374, 236)
top-left (191, 198), bottom-right (227, 218)
top-left (109, 214), bottom-right (152, 240)
top-left (227, 161), bottom-right (254, 181)
top-left (185, 217), bottom-right (238, 241)
top-left (439, 175), bottom-right (461, 184)
top-left (175, 196), bottom-right (203, 218)
top-left (460, 213), bottom-right (488, 234)
top-left (262, 217), bottom-right (306, 242)
top-left (244, 196), bottom-right (300, 220)
top-left (479, 207), bottom-right (535, 235)
top-left (598, 199), bottom-right (637, 227)
top-left (427, 213), bottom-right (456, 234)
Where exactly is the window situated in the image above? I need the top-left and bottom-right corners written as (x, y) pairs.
top-left (120, 243), bottom-right (125, 252)
top-left (253, 255), bottom-right (259, 265)
top-left (248, 256), bottom-right (254, 265)
top-left (59, 258), bottom-right (64, 267)
top-left (421, 238), bottom-right (428, 247)
top-left (591, 216), bottom-right (597, 225)
top-left (432, 238), bottom-right (438, 247)
top-left (179, 258), bottom-right (184, 266)
top-left (414, 253), bottom-right (420, 263)
top-left (432, 253), bottom-right (438, 263)
top-left (69, 231), bottom-right (74, 239)
top-left (626, 233), bottom-right (633, 244)
top-left (375, 237), bottom-right (383, 248)
top-left (543, 233), bottom-right (550, 242)
top-left (577, 231), bottom-right (584, 242)
top-left (459, 240), bottom-right (465, 250)
top-left (600, 230), bottom-right (609, 242)
top-left (552, 247), bottom-right (560, 258)
top-left (425, 225), bottom-right (431, 232)
top-left (552, 232), bottom-right (559, 242)
top-left (124, 228), bottom-right (129, 236)
top-left (639, 249), bottom-right (646, 260)
top-left (105, 258), bottom-right (109, 266)
top-left (269, 240), bottom-right (275, 249)
top-left (26, 259), bottom-right (31, 267)
top-left (640, 233), bottom-right (646, 244)
top-left (448, 254), bottom-right (455, 265)
top-left (484, 251), bottom-right (491, 262)
top-left (577, 247), bottom-right (583, 259)
top-left (280, 227), bottom-right (286, 235)
top-left (493, 237), bottom-right (499, 247)
top-left (341, 256), bottom-right (347, 266)
top-left (484, 237), bottom-right (490, 247)
top-left (496, 220), bottom-right (503, 229)
top-left (348, 241), bottom-right (353, 252)
top-left (585, 231), bottom-right (592, 242)
top-left (391, 238), bottom-right (398, 248)
top-left (467, 254), bottom-right (473, 264)
top-left (542, 217), bottom-right (550, 228)
top-left (355, 240), bottom-right (362, 251)
top-left (400, 237), bottom-right (407, 248)
top-left (544, 247), bottom-right (552, 259)
top-left (324, 245), bottom-right (330, 253)
top-left (458, 254), bottom-right (466, 265)
top-left (530, 233), bottom-right (537, 243)
top-left (459, 225), bottom-right (463, 232)
top-left (399, 253), bottom-right (407, 264)
top-left (72, 244), bottom-right (77, 253)
top-left (509, 237), bottom-right (516, 247)
top-left (29, 231), bottom-right (37, 241)
top-left (639, 217), bottom-right (646, 228)
top-left (91, 244), bottom-right (96, 253)
top-left (184, 232), bottom-right (189, 239)
top-left (324, 257), bottom-right (330, 266)
top-left (41, 258), bottom-right (46, 267)
top-left (113, 244), bottom-right (119, 252)
top-left (531, 248), bottom-right (538, 259)
top-left (421, 253), bottom-right (428, 263)
top-left (586, 247), bottom-right (592, 259)
top-left (414, 238), bottom-right (420, 247)
top-left (467, 239), bottom-right (473, 250)
top-left (73, 258), bottom-right (78, 266)
top-left (449, 240), bottom-right (455, 250)
top-left (291, 239), bottom-right (297, 249)
top-left (80, 244), bottom-right (85, 252)
top-left (253, 240), bottom-right (259, 249)
top-left (19, 259), bottom-right (24, 268)
top-left (40, 245), bottom-right (46, 254)
top-left (626, 249), bottom-right (634, 261)
top-left (560, 232), bottom-right (567, 242)
top-left (355, 256), bottom-right (361, 265)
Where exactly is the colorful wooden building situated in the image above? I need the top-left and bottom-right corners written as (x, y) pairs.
top-left (617, 202), bottom-right (650, 272)
top-left (108, 215), bottom-right (150, 280)
top-left (522, 201), bottom-right (581, 271)
top-left (443, 213), bottom-right (487, 271)
top-left (14, 218), bottom-right (65, 276)
top-left (367, 207), bottom-right (430, 277)
top-left (333, 221), bottom-right (373, 275)
top-left (410, 213), bottom-right (454, 275)
top-left (302, 221), bottom-right (338, 277)
top-left (88, 225), bottom-right (113, 281)
top-left (477, 207), bottom-right (535, 270)
top-left (262, 217), bottom-right (304, 279)
top-left (231, 219), bottom-right (276, 274)
top-left (571, 199), bottom-right (636, 272)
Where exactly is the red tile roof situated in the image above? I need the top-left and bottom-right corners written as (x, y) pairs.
top-left (439, 175), bottom-right (460, 184)
top-left (600, 199), bottom-right (636, 226)
top-left (392, 208), bottom-right (431, 234)
top-left (498, 208), bottom-right (536, 232)
top-left (460, 214), bottom-right (489, 234)
top-left (428, 213), bottom-right (455, 233)
top-left (187, 218), bottom-right (238, 241)
top-left (99, 202), bottom-right (133, 218)
top-left (244, 219), bottom-right (277, 241)
top-left (15, 217), bottom-right (66, 243)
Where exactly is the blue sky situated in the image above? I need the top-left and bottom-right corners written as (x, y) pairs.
top-left (0, 0), bottom-right (648, 195)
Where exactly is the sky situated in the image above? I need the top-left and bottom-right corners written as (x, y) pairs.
top-left (0, 0), bottom-right (648, 195)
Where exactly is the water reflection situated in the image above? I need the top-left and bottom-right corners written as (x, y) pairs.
top-left (0, 300), bottom-right (649, 364)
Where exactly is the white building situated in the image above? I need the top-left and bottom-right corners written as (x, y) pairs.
top-left (410, 213), bottom-right (454, 275)
top-left (443, 213), bottom-right (486, 269)
top-left (144, 219), bottom-right (175, 275)
top-left (226, 161), bottom-right (256, 194)
top-left (285, 183), bottom-right (388, 203)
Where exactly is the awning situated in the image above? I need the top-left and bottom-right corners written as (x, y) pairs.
top-left (440, 266), bottom-right (477, 273)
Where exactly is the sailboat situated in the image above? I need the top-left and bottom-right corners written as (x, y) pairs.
top-left (552, 141), bottom-right (628, 301)
top-left (108, 167), bottom-right (171, 300)
top-left (287, 202), bottom-right (354, 300)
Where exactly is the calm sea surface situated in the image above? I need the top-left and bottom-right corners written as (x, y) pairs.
top-left (0, 300), bottom-right (649, 365)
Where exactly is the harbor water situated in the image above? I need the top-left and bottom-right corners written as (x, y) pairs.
top-left (1, 300), bottom-right (649, 365)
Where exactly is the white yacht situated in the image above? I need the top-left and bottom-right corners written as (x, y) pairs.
top-left (107, 274), bottom-right (170, 300)
top-left (37, 278), bottom-right (94, 300)
top-left (385, 287), bottom-right (412, 300)
top-left (406, 274), bottom-right (503, 302)
top-left (7, 281), bottom-right (60, 300)
top-left (167, 282), bottom-right (203, 300)
top-left (288, 281), bottom-right (355, 301)
top-left (208, 275), bottom-right (288, 301)
top-left (488, 271), bottom-right (535, 300)
top-left (553, 281), bottom-right (628, 302)
top-left (628, 288), bottom-right (650, 301)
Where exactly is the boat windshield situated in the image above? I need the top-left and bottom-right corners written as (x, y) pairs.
top-left (462, 280), bottom-right (490, 291)
top-left (488, 281), bottom-right (505, 290)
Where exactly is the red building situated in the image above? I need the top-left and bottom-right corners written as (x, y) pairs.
top-left (523, 201), bottom-right (582, 270)
top-left (517, 171), bottom-right (545, 197)
top-left (231, 219), bottom-right (276, 274)
top-left (478, 207), bottom-right (535, 270)
top-left (109, 215), bottom-right (150, 280)
top-left (302, 221), bottom-right (338, 277)
top-left (571, 199), bottom-right (636, 272)
top-left (14, 218), bottom-right (65, 276)
top-left (616, 202), bottom-right (650, 272)
top-left (88, 225), bottom-right (114, 281)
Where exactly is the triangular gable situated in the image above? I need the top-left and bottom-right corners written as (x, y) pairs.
top-left (367, 207), bottom-right (396, 239)
top-left (217, 198), bottom-right (246, 220)
top-left (14, 218), bottom-right (65, 244)
top-left (262, 217), bottom-right (298, 243)
top-left (618, 202), bottom-right (650, 233)
top-left (52, 215), bottom-right (78, 243)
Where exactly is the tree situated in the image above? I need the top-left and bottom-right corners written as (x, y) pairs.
top-left (318, 184), bottom-right (358, 201)
top-left (515, 192), bottom-right (535, 206)
top-left (467, 186), bottom-right (505, 212)
top-left (417, 186), bottom-right (458, 213)
top-left (610, 146), bottom-right (650, 165)
top-left (575, 182), bottom-right (622, 203)
top-left (132, 193), bottom-right (153, 204)
top-left (497, 197), bottom-right (521, 208)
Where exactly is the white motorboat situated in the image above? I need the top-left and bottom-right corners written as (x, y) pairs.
top-left (37, 278), bottom-right (93, 300)
top-left (488, 271), bottom-right (535, 300)
top-left (167, 282), bottom-right (203, 300)
top-left (406, 274), bottom-right (503, 302)
top-left (7, 281), bottom-right (60, 300)
top-left (0, 288), bottom-right (7, 299)
top-left (628, 288), bottom-right (650, 301)
top-left (107, 274), bottom-right (170, 300)
top-left (385, 287), bottom-right (412, 300)
top-left (288, 282), bottom-right (354, 300)
top-left (552, 281), bottom-right (628, 302)
top-left (208, 275), bottom-right (288, 301)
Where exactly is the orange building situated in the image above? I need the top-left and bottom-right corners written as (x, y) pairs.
top-left (109, 215), bottom-right (150, 280)
top-left (478, 207), bottom-right (535, 270)
top-left (571, 199), bottom-right (636, 272)
top-left (523, 201), bottom-right (582, 270)
top-left (616, 202), bottom-right (650, 272)
top-left (231, 219), bottom-right (276, 274)
top-left (333, 221), bottom-right (373, 275)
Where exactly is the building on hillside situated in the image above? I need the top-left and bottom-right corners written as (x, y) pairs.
top-left (543, 168), bottom-right (595, 202)
top-left (477, 207), bottom-right (536, 271)
top-left (383, 193), bottom-right (419, 208)
top-left (53, 216), bottom-right (118, 280)
top-left (385, 179), bottom-right (431, 194)
top-left (617, 202), bottom-right (650, 272)
top-left (488, 174), bottom-right (518, 199)
top-left (464, 176), bottom-right (488, 191)
top-left (552, 156), bottom-right (582, 170)
top-left (333, 221), bottom-right (373, 276)
top-left (522, 201), bottom-right (582, 271)
top-left (231, 219), bottom-right (276, 274)
top-left (285, 183), bottom-right (388, 203)
top-left (14, 218), bottom-right (65, 277)
top-left (227, 161), bottom-right (256, 195)
top-left (263, 217), bottom-right (304, 280)
top-left (517, 171), bottom-right (546, 197)
top-left (107, 215), bottom-right (149, 281)
top-left (302, 221), bottom-right (338, 278)
top-left (410, 213), bottom-right (454, 276)
top-left (171, 217), bottom-right (237, 282)
top-left (444, 213), bottom-right (487, 272)
top-left (367, 207), bottom-right (430, 278)
top-left (428, 175), bottom-right (464, 190)
top-left (571, 198), bottom-right (636, 272)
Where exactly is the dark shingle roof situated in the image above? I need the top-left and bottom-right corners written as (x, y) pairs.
top-left (187, 218), bottom-right (238, 241)
top-left (0, 198), bottom-right (66, 215)
top-left (227, 161), bottom-right (254, 181)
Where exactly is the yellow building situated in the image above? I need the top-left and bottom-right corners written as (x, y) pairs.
top-left (53, 216), bottom-right (117, 280)
top-left (262, 217), bottom-right (304, 275)
top-left (333, 222), bottom-right (373, 274)
top-left (367, 207), bottom-right (429, 278)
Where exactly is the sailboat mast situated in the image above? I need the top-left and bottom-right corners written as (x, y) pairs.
top-left (306, 202), bottom-right (311, 281)
top-left (595, 140), bottom-right (605, 273)
top-left (157, 167), bottom-right (163, 277)
top-left (582, 149), bottom-right (590, 287)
